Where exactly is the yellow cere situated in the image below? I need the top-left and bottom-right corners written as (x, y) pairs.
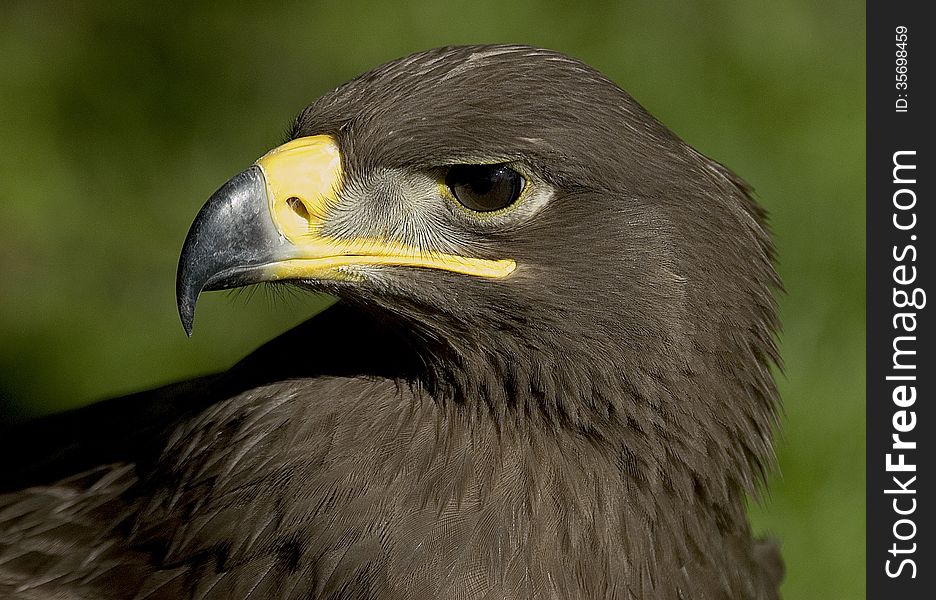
top-left (257, 135), bottom-right (343, 241)
top-left (255, 135), bottom-right (516, 280)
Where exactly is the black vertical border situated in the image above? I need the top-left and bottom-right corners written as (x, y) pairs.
top-left (867, 1), bottom-right (932, 597)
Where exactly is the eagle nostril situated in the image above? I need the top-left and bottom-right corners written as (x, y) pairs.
top-left (286, 196), bottom-right (311, 221)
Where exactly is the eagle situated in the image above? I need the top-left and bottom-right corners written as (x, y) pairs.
top-left (0, 45), bottom-right (783, 599)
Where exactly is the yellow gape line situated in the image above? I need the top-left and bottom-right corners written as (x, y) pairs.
top-left (269, 252), bottom-right (517, 281)
top-left (255, 135), bottom-right (516, 280)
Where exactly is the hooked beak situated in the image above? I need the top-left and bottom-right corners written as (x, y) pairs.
top-left (176, 135), bottom-right (515, 335)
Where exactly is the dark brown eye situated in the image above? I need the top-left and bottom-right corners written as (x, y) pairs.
top-left (445, 164), bottom-right (525, 212)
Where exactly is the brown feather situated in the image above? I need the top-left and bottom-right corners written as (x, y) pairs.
top-left (0, 45), bottom-right (782, 599)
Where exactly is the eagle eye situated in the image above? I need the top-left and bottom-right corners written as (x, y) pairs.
top-left (445, 164), bottom-right (525, 212)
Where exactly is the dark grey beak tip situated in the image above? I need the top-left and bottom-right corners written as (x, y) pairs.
top-left (175, 166), bottom-right (279, 337)
top-left (176, 238), bottom-right (203, 337)
top-left (178, 292), bottom-right (196, 337)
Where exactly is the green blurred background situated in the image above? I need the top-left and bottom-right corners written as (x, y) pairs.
top-left (0, 1), bottom-right (864, 597)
